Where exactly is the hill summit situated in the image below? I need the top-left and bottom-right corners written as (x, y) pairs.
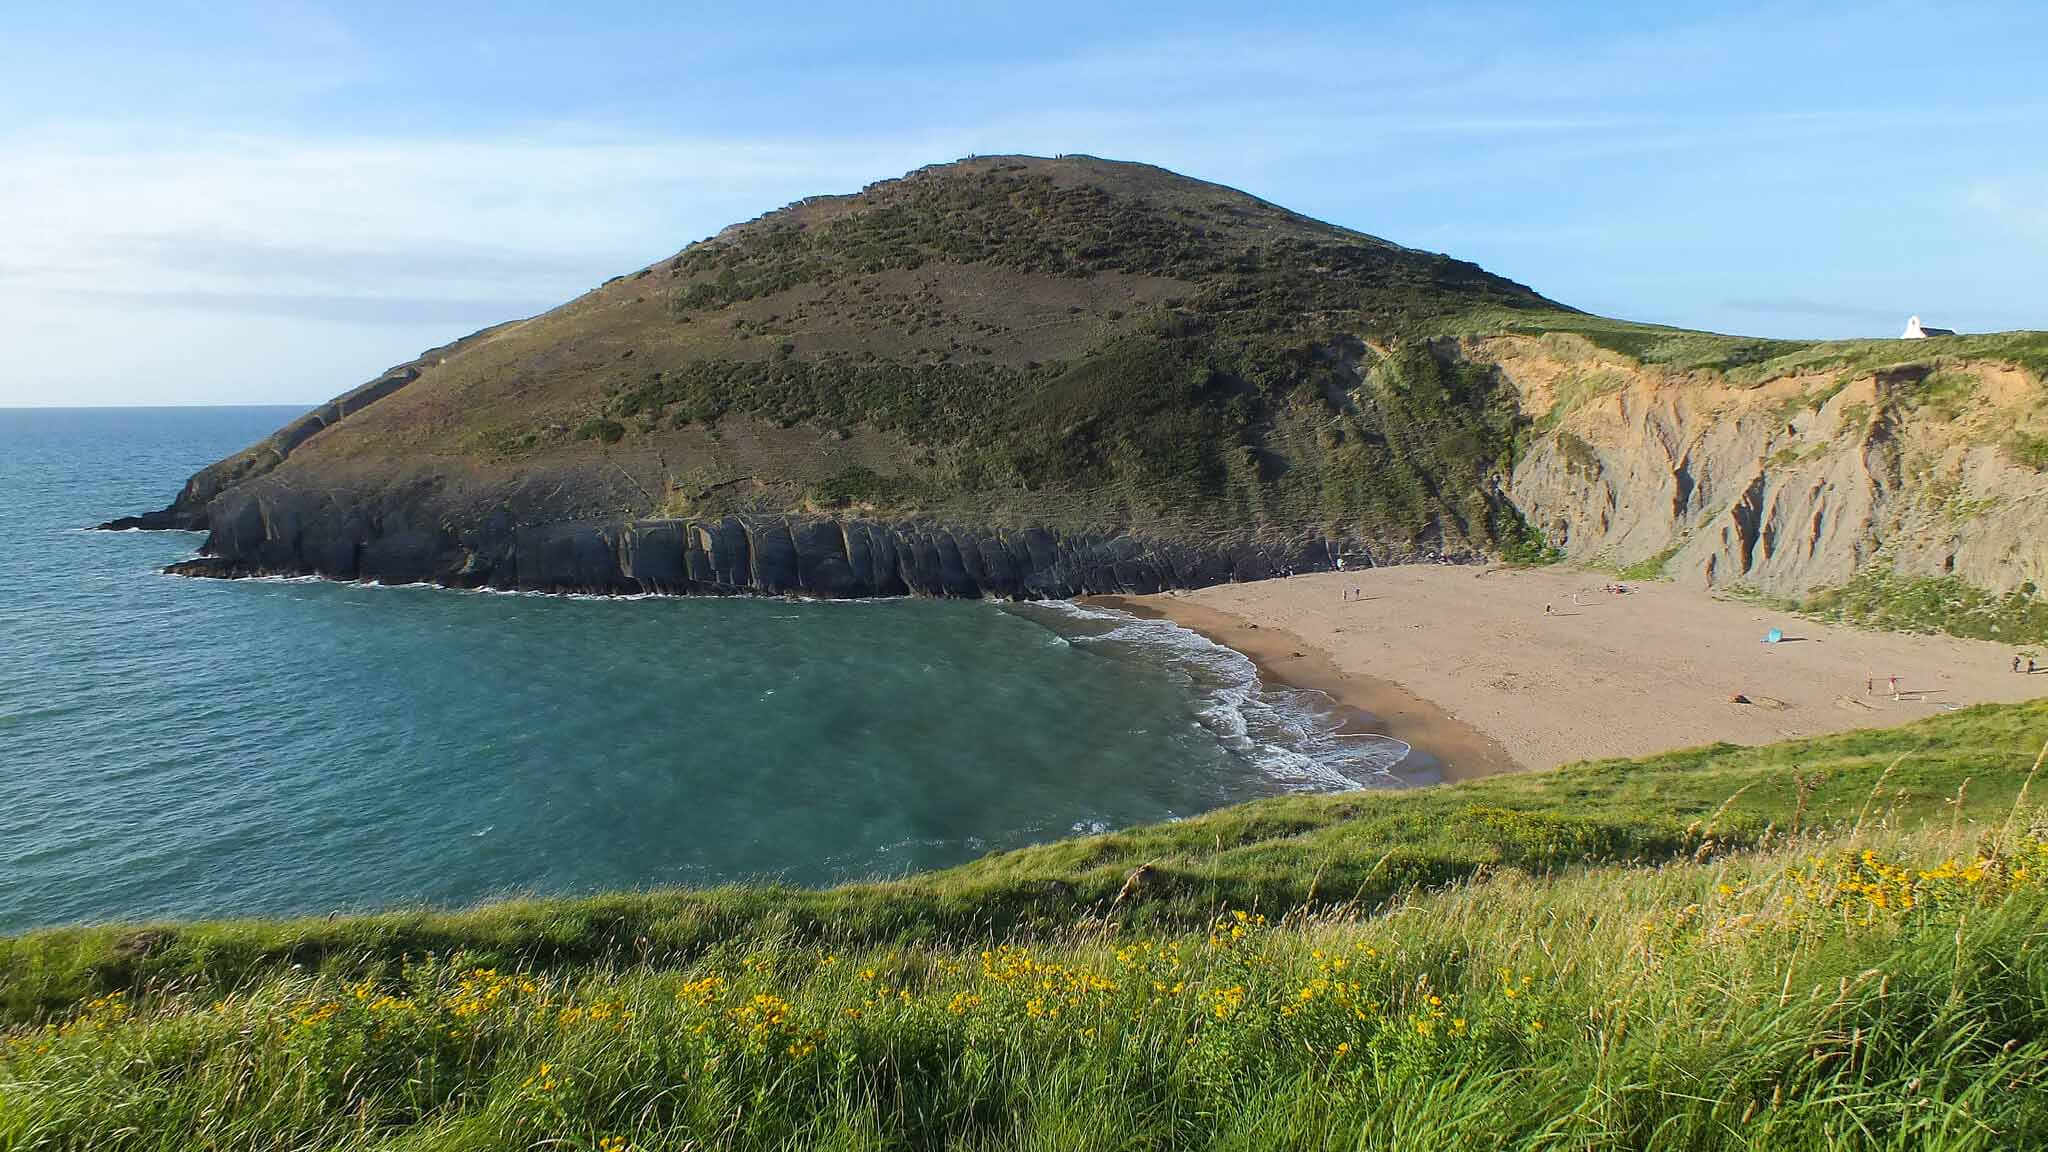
top-left (115, 155), bottom-right (2048, 607)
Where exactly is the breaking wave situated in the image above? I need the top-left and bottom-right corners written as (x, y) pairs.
top-left (1013, 601), bottom-right (1411, 791)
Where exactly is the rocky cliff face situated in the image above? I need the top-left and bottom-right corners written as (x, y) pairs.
top-left (148, 432), bottom-right (1458, 597)
top-left (110, 323), bottom-right (2047, 604)
top-left (114, 328), bottom-right (2048, 604)
top-left (1497, 335), bottom-right (2048, 596)
top-left (165, 487), bottom-right (1369, 599)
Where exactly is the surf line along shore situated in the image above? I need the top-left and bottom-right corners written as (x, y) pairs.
top-left (1082, 594), bottom-right (1522, 784)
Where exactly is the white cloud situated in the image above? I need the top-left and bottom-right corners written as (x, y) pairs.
top-left (1, 129), bottom-right (902, 293)
top-left (0, 128), bottom-right (954, 403)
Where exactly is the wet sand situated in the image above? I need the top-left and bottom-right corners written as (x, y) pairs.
top-left (1115, 566), bottom-right (2048, 774)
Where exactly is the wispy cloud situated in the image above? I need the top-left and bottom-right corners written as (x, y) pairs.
top-left (0, 128), bottom-right (925, 329)
top-left (0, 127), bottom-right (940, 400)
top-left (4, 1), bottom-right (2043, 403)
top-left (49, 288), bottom-right (560, 327)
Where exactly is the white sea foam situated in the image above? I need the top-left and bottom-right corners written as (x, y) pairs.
top-left (163, 570), bottom-right (323, 585)
top-left (177, 567), bottom-right (928, 606)
top-left (1026, 600), bottom-right (1408, 791)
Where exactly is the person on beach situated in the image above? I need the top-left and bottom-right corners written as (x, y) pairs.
top-left (2032, 658), bottom-right (2039, 674)
top-left (1544, 603), bottom-right (1553, 616)
top-left (1889, 675), bottom-right (1899, 696)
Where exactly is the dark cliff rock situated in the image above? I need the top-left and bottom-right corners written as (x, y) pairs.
top-left (158, 482), bottom-right (1459, 599)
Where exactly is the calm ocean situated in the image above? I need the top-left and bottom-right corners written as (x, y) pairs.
top-left (0, 407), bottom-right (1404, 932)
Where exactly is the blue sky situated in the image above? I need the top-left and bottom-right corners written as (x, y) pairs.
top-left (4, 1), bottom-right (2045, 405)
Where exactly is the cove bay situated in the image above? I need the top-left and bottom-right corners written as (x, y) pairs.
top-left (0, 406), bottom-right (1402, 932)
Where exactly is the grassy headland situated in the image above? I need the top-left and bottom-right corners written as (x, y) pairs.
top-left (139, 155), bottom-right (2048, 622)
top-left (5, 701), bottom-right (2046, 1149)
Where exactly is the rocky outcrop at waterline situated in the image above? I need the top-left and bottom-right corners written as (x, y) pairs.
top-left (157, 495), bottom-right (1393, 599)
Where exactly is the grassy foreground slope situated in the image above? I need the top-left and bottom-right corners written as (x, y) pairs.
top-left (4, 703), bottom-right (2046, 1150)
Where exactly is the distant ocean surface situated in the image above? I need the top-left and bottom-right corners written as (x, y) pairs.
top-left (0, 407), bottom-right (1408, 933)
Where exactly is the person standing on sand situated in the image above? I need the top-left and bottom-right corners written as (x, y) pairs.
top-left (1889, 675), bottom-right (1899, 696)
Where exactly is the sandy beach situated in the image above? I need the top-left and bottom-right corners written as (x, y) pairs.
top-left (1123, 566), bottom-right (2047, 777)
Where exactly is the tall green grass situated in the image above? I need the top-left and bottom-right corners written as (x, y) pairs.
top-left (5, 826), bottom-right (2044, 1150)
top-left (4, 703), bottom-right (2046, 1149)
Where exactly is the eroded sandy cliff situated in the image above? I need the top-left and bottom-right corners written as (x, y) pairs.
top-left (1497, 334), bottom-right (2048, 597)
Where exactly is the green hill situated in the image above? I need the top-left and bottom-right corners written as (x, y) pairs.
top-left (5, 703), bottom-right (2046, 1149)
top-left (121, 156), bottom-right (1573, 586)
top-left (115, 154), bottom-right (2048, 619)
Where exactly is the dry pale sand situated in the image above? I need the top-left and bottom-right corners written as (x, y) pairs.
top-left (1130, 566), bottom-right (2048, 775)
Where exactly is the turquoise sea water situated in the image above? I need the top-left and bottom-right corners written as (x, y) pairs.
top-left (0, 407), bottom-right (1406, 933)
